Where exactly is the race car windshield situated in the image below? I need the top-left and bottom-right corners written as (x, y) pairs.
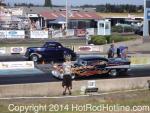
top-left (87, 60), bottom-right (105, 65)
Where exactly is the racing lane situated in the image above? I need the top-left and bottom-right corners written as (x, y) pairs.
top-left (0, 74), bottom-right (56, 85)
top-left (0, 65), bottom-right (150, 85)
top-left (0, 54), bottom-right (26, 61)
top-left (0, 55), bottom-right (150, 85)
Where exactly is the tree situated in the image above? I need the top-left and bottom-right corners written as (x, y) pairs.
top-left (0, 0), bottom-right (6, 6)
top-left (80, 4), bottom-right (143, 13)
top-left (44, 0), bottom-right (52, 7)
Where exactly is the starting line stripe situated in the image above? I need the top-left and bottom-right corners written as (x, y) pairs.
top-left (0, 88), bottom-right (148, 100)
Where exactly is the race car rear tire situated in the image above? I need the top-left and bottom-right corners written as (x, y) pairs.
top-left (118, 69), bottom-right (128, 76)
top-left (30, 55), bottom-right (39, 63)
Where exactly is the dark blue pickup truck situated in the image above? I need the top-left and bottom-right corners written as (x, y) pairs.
top-left (25, 42), bottom-right (76, 62)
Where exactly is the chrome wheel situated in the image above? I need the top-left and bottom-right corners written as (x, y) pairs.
top-left (31, 55), bottom-right (38, 62)
top-left (64, 54), bottom-right (71, 60)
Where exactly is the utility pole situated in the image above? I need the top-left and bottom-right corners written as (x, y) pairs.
top-left (65, 0), bottom-right (68, 37)
top-left (0, 0), bottom-right (4, 25)
top-left (0, 0), bottom-right (1, 22)
top-left (44, 0), bottom-right (52, 7)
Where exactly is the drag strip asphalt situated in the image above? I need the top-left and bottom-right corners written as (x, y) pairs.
top-left (0, 66), bottom-right (149, 85)
top-left (0, 55), bottom-right (150, 85)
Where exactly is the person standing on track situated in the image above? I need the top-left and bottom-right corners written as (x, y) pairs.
top-left (62, 57), bottom-right (73, 95)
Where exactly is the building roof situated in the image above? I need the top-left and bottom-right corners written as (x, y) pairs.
top-left (22, 7), bottom-right (52, 15)
top-left (40, 11), bottom-right (102, 20)
top-left (21, 6), bottom-right (96, 15)
top-left (97, 13), bottom-right (143, 19)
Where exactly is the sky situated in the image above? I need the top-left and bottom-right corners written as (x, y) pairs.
top-left (5, 0), bottom-right (144, 6)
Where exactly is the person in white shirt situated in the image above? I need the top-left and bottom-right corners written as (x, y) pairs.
top-left (62, 57), bottom-right (73, 95)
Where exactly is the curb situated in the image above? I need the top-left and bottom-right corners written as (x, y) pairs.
top-left (0, 88), bottom-right (148, 100)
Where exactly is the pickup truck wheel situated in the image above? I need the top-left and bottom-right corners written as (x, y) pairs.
top-left (30, 55), bottom-right (39, 62)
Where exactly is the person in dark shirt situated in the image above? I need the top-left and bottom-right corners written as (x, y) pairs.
top-left (117, 46), bottom-right (128, 58)
top-left (108, 44), bottom-right (115, 58)
top-left (117, 48), bottom-right (121, 58)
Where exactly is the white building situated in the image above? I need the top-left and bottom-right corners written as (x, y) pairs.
top-left (97, 20), bottom-right (111, 36)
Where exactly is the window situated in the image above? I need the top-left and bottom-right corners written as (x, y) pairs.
top-left (105, 23), bottom-right (109, 29)
top-left (146, 0), bottom-right (150, 8)
top-left (69, 21), bottom-right (78, 29)
top-left (99, 23), bottom-right (104, 28)
top-left (45, 42), bottom-right (62, 48)
top-left (47, 45), bottom-right (57, 48)
top-left (46, 43), bottom-right (57, 48)
top-left (78, 21), bottom-right (86, 29)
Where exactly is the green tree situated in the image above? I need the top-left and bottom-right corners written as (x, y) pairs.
top-left (44, 0), bottom-right (52, 7)
top-left (0, 0), bottom-right (6, 6)
top-left (81, 4), bottom-right (143, 13)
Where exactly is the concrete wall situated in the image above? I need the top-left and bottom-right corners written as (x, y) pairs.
top-left (71, 38), bottom-right (143, 54)
top-left (0, 77), bottom-right (149, 98)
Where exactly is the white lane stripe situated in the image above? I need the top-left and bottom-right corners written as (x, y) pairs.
top-left (0, 88), bottom-right (148, 100)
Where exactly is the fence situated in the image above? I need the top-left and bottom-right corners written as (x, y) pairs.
top-left (0, 30), bottom-right (25, 39)
top-left (0, 28), bottom-right (97, 39)
top-left (51, 28), bottom-right (96, 38)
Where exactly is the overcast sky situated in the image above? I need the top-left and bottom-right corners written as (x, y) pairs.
top-left (5, 0), bottom-right (144, 6)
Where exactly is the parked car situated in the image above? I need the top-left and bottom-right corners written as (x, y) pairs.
top-left (25, 42), bottom-right (76, 62)
top-left (51, 56), bottom-right (131, 79)
top-left (116, 23), bottom-right (132, 27)
top-left (134, 27), bottom-right (143, 36)
top-left (116, 20), bottom-right (142, 28)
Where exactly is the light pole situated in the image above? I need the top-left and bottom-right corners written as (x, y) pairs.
top-left (28, 0), bottom-right (29, 6)
top-left (0, 0), bottom-right (3, 22)
top-left (0, 1), bottom-right (1, 31)
top-left (0, 1), bottom-right (1, 22)
top-left (65, 0), bottom-right (68, 37)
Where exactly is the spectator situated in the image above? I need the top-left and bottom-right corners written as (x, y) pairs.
top-left (108, 44), bottom-right (115, 58)
top-left (118, 46), bottom-right (128, 58)
top-left (121, 47), bottom-right (128, 58)
top-left (117, 48), bottom-right (121, 58)
top-left (62, 57), bottom-right (73, 95)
